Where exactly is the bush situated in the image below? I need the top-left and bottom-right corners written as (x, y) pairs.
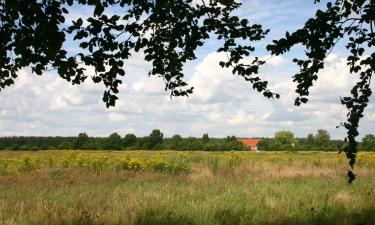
top-left (8, 144), bottom-right (20, 150)
top-left (58, 142), bottom-right (73, 150)
top-left (19, 145), bottom-right (30, 150)
top-left (30, 146), bottom-right (39, 151)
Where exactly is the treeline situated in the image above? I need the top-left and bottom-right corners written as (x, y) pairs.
top-left (1, 129), bottom-right (374, 151)
top-left (257, 130), bottom-right (375, 151)
top-left (0, 130), bottom-right (246, 151)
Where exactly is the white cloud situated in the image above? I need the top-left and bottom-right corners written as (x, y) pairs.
top-left (108, 113), bottom-right (127, 122)
top-left (226, 111), bottom-right (256, 125)
top-left (367, 113), bottom-right (375, 121)
top-left (188, 52), bottom-right (255, 103)
top-left (1, 52), bottom-right (373, 138)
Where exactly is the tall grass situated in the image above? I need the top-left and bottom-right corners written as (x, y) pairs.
top-left (0, 150), bottom-right (374, 225)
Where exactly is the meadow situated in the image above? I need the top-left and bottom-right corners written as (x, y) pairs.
top-left (0, 150), bottom-right (374, 225)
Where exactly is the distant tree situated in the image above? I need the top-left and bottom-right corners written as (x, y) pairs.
top-left (8, 144), bottom-right (20, 150)
top-left (226, 136), bottom-right (237, 142)
top-left (58, 142), bottom-right (73, 150)
top-left (81, 138), bottom-right (100, 150)
top-left (134, 137), bottom-right (148, 150)
top-left (227, 140), bottom-right (247, 151)
top-left (104, 132), bottom-right (122, 150)
top-left (307, 133), bottom-right (315, 147)
top-left (203, 142), bottom-right (218, 151)
top-left (272, 131), bottom-right (297, 151)
top-left (19, 145), bottom-right (30, 151)
top-left (334, 139), bottom-right (347, 152)
top-left (29, 146), bottom-right (39, 151)
top-left (202, 133), bottom-right (210, 143)
top-left (257, 138), bottom-right (272, 151)
top-left (274, 131), bottom-right (295, 146)
top-left (72, 133), bottom-right (89, 149)
top-left (123, 134), bottom-right (137, 148)
top-left (169, 134), bottom-right (183, 150)
top-left (171, 134), bottom-right (182, 141)
top-left (181, 137), bottom-right (203, 151)
top-left (360, 134), bottom-right (375, 151)
top-left (314, 129), bottom-right (332, 149)
top-left (146, 129), bottom-right (164, 149)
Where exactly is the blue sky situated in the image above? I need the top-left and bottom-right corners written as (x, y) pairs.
top-left (0, 0), bottom-right (374, 138)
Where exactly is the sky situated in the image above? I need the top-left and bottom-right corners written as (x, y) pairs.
top-left (0, 0), bottom-right (374, 138)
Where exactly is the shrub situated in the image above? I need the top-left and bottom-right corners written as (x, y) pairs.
top-left (30, 146), bottom-right (39, 151)
top-left (19, 145), bottom-right (30, 150)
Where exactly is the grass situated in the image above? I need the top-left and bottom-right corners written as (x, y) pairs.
top-left (0, 150), bottom-right (374, 225)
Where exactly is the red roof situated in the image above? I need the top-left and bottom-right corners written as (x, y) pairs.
top-left (238, 138), bottom-right (261, 149)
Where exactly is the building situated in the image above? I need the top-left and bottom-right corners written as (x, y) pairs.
top-left (238, 138), bottom-right (262, 150)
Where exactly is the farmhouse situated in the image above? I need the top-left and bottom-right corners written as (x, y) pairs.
top-left (238, 138), bottom-right (262, 151)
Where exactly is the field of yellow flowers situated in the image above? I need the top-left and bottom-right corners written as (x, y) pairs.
top-left (0, 150), bottom-right (192, 176)
top-left (0, 150), bottom-right (375, 225)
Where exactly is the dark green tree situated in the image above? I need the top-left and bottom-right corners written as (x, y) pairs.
top-left (226, 136), bottom-right (237, 142)
top-left (58, 141), bottom-right (73, 150)
top-left (104, 132), bottom-right (122, 150)
top-left (72, 133), bottom-right (89, 149)
top-left (19, 145), bottom-right (30, 151)
top-left (257, 138), bottom-right (272, 151)
top-left (169, 134), bottom-right (183, 150)
top-left (272, 131), bottom-right (297, 151)
top-left (314, 129), bottom-right (332, 149)
top-left (146, 129), bottom-right (163, 149)
top-left (202, 133), bottom-right (210, 143)
top-left (360, 134), bottom-right (375, 151)
top-left (306, 133), bottom-right (315, 150)
top-left (274, 130), bottom-right (295, 145)
top-left (123, 133), bottom-right (137, 148)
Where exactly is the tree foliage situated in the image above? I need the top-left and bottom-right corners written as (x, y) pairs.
top-left (257, 129), bottom-right (344, 151)
top-left (315, 129), bottom-right (331, 147)
top-left (104, 132), bottom-right (122, 150)
top-left (72, 132), bottom-right (89, 149)
top-left (274, 130), bottom-right (295, 145)
top-left (2, 131), bottom-right (375, 152)
top-left (202, 133), bottom-right (210, 143)
top-left (146, 129), bottom-right (164, 149)
top-left (0, 0), bottom-right (277, 107)
top-left (360, 134), bottom-right (375, 151)
top-left (123, 133), bottom-right (137, 147)
top-left (0, 131), bottom-right (246, 151)
top-left (267, 0), bottom-right (375, 182)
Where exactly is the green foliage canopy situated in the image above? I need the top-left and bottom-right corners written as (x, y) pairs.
top-left (0, 0), bottom-right (276, 107)
top-left (267, 0), bottom-right (375, 182)
top-left (146, 129), bottom-right (164, 149)
top-left (104, 132), bottom-right (122, 150)
top-left (314, 129), bottom-right (332, 149)
top-left (202, 133), bottom-right (210, 143)
top-left (73, 132), bottom-right (89, 149)
top-left (360, 134), bottom-right (375, 151)
top-left (123, 133), bottom-right (137, 147)
top-left (274, 130), bottom-right (295, 145)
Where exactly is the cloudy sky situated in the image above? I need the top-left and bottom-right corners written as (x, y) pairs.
top-left (0, 0), bottom-right (374, 138)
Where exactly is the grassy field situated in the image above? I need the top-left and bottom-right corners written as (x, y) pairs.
top-left (0, 150), bottom-right (375, 225)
